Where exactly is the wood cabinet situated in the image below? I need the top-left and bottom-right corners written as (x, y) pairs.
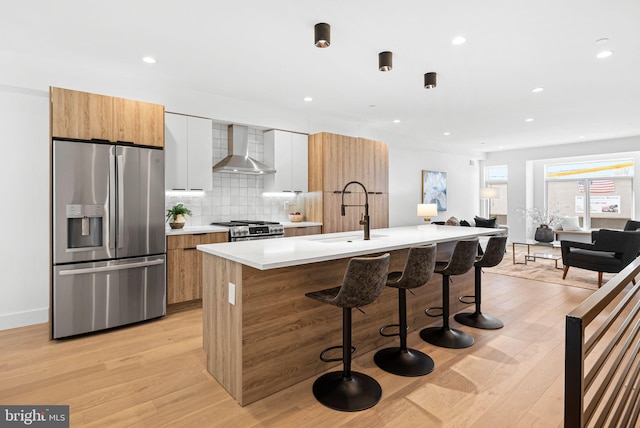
top-left (307, 132), bottom-right (389, 233)
top-left (264, 130), bottom-right (308, 193)
top-left (369, 193), bottom-right (389, 229)
top-left (50, 87), bottom-right (164, 147)
top-left (165, 113), bottom-right (213, 191)
top-left (321, 191), bottom-right (364, 234)
top-left (50, 87), bottom-right (113, 141)
top-left (283, 225), bottom-right (322, 237)
top-left (374, 140), bottom-right (389, 193)
top-left (113, 97), bottom-right (164, 147)
top-left (166, 232), bottom-right (227, 304)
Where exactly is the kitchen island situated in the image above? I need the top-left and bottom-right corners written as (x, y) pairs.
top-left (197, 225), bottom-right (499, 405)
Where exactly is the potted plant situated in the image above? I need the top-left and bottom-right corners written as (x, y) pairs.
top-left (166, 204), bottom-right (192, 229)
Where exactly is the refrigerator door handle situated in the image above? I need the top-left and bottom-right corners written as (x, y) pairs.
top-left (109, 152), bottom-right (117, 250)
top-left (58, 259), bottom-right (164, 276)
top-left (117, 154), bottom-right (125, 249)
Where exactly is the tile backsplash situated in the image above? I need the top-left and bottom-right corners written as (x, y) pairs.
top-left (165, 123), bottom-right (305, 226)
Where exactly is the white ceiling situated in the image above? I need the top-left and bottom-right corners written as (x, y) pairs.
top-left (3, 0), bottom-right (640, 154)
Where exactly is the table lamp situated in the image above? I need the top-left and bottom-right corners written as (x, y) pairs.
top-left (479, 187), bottom-right (501, 199)
top-left (417, 203), bottom-right (438, 222)
top-left (480, 187), bottom-right (501, 218)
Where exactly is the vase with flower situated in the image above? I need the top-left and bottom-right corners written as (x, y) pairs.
top-left (518, 206), bottom-right (563, 242)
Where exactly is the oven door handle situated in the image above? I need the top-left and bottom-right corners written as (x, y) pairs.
top-left (232, 235), bottom-right (284, 241)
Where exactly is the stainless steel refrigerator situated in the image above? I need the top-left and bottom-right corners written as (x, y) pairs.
top-left (52, 139), bottom-right (166, 339)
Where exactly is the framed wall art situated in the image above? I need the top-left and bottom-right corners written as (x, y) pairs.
top-left (422, 170), bottom-right (447, 211)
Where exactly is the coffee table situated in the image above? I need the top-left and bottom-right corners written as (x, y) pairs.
top-left (524, 252), bottom-right (563, 269)
top-left (512, 239), bottom-right (561, 267)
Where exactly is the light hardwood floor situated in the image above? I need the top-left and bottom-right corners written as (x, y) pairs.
top-left (0, 273), bottom-right (592, 427)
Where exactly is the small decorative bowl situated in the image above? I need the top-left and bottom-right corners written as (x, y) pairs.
top-left (169, 222), bottom-right (185, 229)
top-left (288, 214), bottom-right (303, 222)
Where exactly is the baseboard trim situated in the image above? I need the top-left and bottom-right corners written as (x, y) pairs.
top-left (167, 299), bottom-right (202, 314)
top-left (0, 308), bottom-right (49, 331)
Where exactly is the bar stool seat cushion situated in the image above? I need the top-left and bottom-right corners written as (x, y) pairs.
top-left (386, 245), bottom-right (437, 290)
top-left (306, 256), bottom-right (390, 309)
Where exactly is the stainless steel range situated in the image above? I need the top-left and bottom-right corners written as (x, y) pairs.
top-left (211, 220), bottom-right (285, 241)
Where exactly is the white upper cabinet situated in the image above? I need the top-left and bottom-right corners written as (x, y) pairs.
top-left (264, 130), bottom-right (308, 193)
top-left (165, 113), bottom-right (212, 191)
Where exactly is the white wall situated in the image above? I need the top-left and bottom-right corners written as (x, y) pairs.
top-left (389, 145), bottom-right (480, 227)
top-left (0, 85), bottom-right (50, 329)
top-left (482, 137), bottom-right (640, 241)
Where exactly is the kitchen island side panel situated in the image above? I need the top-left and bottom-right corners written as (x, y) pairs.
top-left (203, 254), bottom-right (243, 403)
top-left (204, 248), bottom-right (475, 406)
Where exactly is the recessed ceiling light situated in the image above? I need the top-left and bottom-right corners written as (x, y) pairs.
top-left (451, 36), bottom-right (466, 45)
top-left (443, 132), bottom-right (451, 136)
top-left (393, 119), bottom-right (401, 124)
top-left (525, 118), bottom-right (534, 122)
top-left (369, 104), bottom-right (376, 108)
top-left (303, 97), bottom-right (313, 102)
top-left (532, 87), bottom-right (544, 93)
top-left (579, 135), bottom-right (586, 139)
top-left (596, 50), bottom-right (614, 59)
top-left (142, 56), bottom-right (156, 64)
top-left (499, 145), bottom-right (504, 149)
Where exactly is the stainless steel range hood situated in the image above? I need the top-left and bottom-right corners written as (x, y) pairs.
top-left (212, 124), bottom-right (276, 174)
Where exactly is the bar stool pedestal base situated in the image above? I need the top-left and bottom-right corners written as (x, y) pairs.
top-left (374, 347), bottom-right (435, 377)
top-left (420, 326), bottom-right (474, 349)
top-left (454, 312), bottom-right (504, 330)
top-left (312, 371), bottom-right (382, 412)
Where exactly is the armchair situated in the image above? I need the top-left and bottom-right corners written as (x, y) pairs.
top-left (624, 220), bottom-right (640, 231)
top-left (591, 219), bottom-right (640, 242)
top-left (561, 229), bottom-right (640, 287)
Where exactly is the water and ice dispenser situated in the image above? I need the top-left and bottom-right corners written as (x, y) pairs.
top-left (66, 204), bottom-right (104, 249)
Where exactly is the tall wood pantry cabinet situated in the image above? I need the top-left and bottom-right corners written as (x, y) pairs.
top-left (306, 132), bottom-right (389, 233)
top-left (50, 87), bottom-right (164, 147)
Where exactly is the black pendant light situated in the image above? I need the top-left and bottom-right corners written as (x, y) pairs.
top-left (378, 51), bottom-right (393, 72)
top-left (314, 23), bottom-right (330, 48)
top-left (424, 72), bottom-right (437, 89)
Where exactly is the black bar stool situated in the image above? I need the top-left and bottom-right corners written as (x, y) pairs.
top-left (455, 235), bottom-right (507, 329)
top-left (420, 238), bottom-right (478, 349)
top-left (305, 253), bottom-right (390, 412)
top-left (374, 245), bottom-right (437, 377)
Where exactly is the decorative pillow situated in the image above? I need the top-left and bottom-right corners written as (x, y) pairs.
top-left (560, 216), bottom-right (582, 231)
top-left (474, 216), bottom-right (497, 228)
top-left (445, 216), bottom-right (460, 226)
top-left (460, 220), bottom-right (471, 227)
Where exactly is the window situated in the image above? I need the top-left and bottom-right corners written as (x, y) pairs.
top-left (485, 165), bottom-right (508, 223)
top-left (545, 159), bottom-right (634, 229)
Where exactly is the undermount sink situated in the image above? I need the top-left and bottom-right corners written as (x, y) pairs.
top-left (306, 234), bottom-right (388, 244)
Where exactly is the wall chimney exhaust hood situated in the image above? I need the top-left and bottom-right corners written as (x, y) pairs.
top-left (212, 124), bottom-right (276, 174)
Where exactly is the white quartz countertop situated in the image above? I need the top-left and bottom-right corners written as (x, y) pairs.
top-left (197, 225), bottom-right (499, 270)
top-left (166, 221), bottom-right (322, 236)
top-left (280, 221), bottom-right (322, 228)
top-left (166, 225), bottom-right (229, 235)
